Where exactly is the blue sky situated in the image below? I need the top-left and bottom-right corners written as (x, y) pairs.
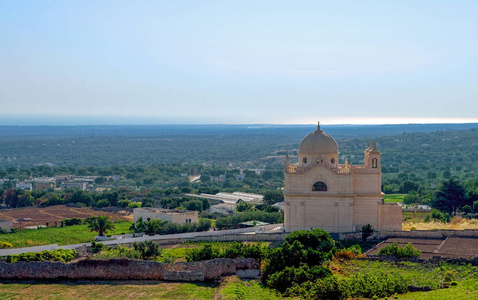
top-left (1, 1), bottom-right (477, 125)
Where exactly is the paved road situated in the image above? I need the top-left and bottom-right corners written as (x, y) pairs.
top-left (0, 224), bottom-right (284, 256)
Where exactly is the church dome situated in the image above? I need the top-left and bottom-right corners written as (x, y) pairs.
top-left (298, 123), bottom-right (338, 155)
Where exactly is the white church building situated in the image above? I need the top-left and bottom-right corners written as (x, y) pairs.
top-left (284, 123), bottom-right (402, 233)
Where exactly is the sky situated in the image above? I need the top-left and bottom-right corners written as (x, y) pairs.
top-left (0, 1), bottom-right (477, 125)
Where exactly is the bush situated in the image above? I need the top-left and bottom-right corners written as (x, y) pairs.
top-left (7, 249), bottom-right (76, 263)
top-left (117, 199), bottom-right (131, 208)
top-left (222, 242), bottom-right (268, 261)
top-left (426, 209), bottom-right (451, 223)
top-left (61, 217), bottom-right (83, 227)
top-left (0, 241), bottom-right (13, 248)
top-left (133, 240), bottom-right (161, 260)
top-left (198, 219), bottom-right (212, 232)
top-left (186, 244), bottom-right (219, 262)
top-left (311, 276), bottom-right (350, 300)
top-left (461, 205), bottom-right (472, 214)
top-left (128, 202), bottom-right (141, 208)
top-left (286, 275), bottom-right (350, 300)
top-left (347, 273), bottom-right (409, 298)
top-left (378, 242), bottom-right (421, 259)
top-left (361, 224), bottom-right (375, 241)
top-left (334, 249), bottom-right (357, 260)
top-left (90, 241), bottom-right (105, 253)
top-left (95, 199), bottom-right (111, 208)
top-left (267, 265), bottom-right (331, 293)
top-left (285, 228), bottom-right (334, 252)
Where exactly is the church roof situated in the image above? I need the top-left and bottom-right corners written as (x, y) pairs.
top-left (298, 122), bottom-right (338, 155)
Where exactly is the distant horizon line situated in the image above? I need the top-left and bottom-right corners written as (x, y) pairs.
top-left (1, 114), bottom-right (478, 126)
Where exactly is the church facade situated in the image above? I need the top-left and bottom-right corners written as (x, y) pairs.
top-left (284, 123), bottom-right (402, 233)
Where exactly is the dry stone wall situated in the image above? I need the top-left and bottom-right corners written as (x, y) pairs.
top-left (339, 229), bottom-right (478, 240)
top-left (0, 258), bottom-right (260, 281)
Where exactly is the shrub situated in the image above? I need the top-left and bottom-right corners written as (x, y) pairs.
top-left (473, 201), bottom-right (478, 213)
top-left (221, 242), bottom-right (268, 261)
top-left (90, 241), bottom-right (105, 253)
top-left (261, 240), bottom-right (306, 282)
top-left (334, 249), bottom-right (357, 260)
top-left (287, 276), bottom-right (349, 300)
top-left (95, 199), bottom-right (111, 208)
top-left (61, 218), bottom-right (82, 227)
top-left (450, 281), bottom-right (458, 286)
top-left (461, 205), bottom-right (473, 214)
top-left (128, 202), bottom-right (141, 208)
top-left (198, 219), bottom-right (212, 232)
top-left (427, 209), bottom-right (452, 223)
top-left (361, 224), bottom-right (375, 241)
top-left (133, 240), bottom-right (161, 260)
top-left (285, 228), bottom-right (334, 252)
top-left (267, 265), bottom-right (331, 293)
top-left (7, 249), bottom-right (76, 263)
top-left (443, 270), bottom-right (456, 282)
top-left (378, 242), bottom-right (421, 259)
top-left (0, 241), bottom-right (13, 248)
top-left (348, 272), bottom-right (409, 298)
top-left (186, 244), bottom-right (219, 262)
top-left (117, 199), bottom-right (131, 208)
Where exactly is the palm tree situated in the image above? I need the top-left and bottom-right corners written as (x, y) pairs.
top-left (88, 215), bottom-right (115, 237)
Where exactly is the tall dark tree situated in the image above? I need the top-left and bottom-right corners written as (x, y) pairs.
top-left (431, 179), bottom-right (467, 215)
top-left (263, 190), bottom-right (284, 205)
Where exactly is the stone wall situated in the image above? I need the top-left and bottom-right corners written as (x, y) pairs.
top-left (104, 232), bottom-right (287, 249)
top-left (339, 229), bottom-right (478, 240)
top-left (0, 220), bottom-right (13, 231)
top-left (0, 258), bottom-right (259, 281)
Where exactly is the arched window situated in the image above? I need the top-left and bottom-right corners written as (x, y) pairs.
top-left (312, 181), bottom-right (327, 191)
top-left (331, 158), bottom-right (335, 164)
top-left (303, 157), bottom-right (308, 164)
top-left (372, 158), bottom-right (378, 168)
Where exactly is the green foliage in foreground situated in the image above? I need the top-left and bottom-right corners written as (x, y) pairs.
top-left (185, 242), bottom-right (268, 262)
top-left (0, 222), bottom-right (133, 248)
top-left (93, 241), bottom-right (161, 260)
top-left (378, 242), bottom-right (422, 259)
top-left (286, 272), bottom-right (409, 299)
top-left (6, 249), bottom-right (76, 263)
top-left (132, 218), bottom-right (211, 235)
top-left (133, 240), bottom-right (161, 260)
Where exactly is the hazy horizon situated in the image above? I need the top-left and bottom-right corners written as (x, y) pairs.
top-left (1, 114), bottom-right (478, 126)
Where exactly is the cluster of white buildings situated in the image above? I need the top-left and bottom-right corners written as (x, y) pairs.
top-left (3, 175), bottom-right (122, 192)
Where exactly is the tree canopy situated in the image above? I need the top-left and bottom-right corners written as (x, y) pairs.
top-left (431, 179), bottom-right (468, 215)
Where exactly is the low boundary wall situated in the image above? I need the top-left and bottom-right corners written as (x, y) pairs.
top-left (339, 229), bottom-right (478, 240)
top-left (0, 258), bottom-right (259, 281)
top-left (122, 232), bottom-right (287, 247)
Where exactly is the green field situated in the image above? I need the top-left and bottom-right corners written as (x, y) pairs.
top-left (0, 259), bottom-right (477, 299)
top-left (383, 194), bottom-right (406, 203)
top-left (0, 222), bottom-right (133, 248)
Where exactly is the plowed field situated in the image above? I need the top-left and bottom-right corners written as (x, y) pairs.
top-left (0, 205), bottom-right (131, 228)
